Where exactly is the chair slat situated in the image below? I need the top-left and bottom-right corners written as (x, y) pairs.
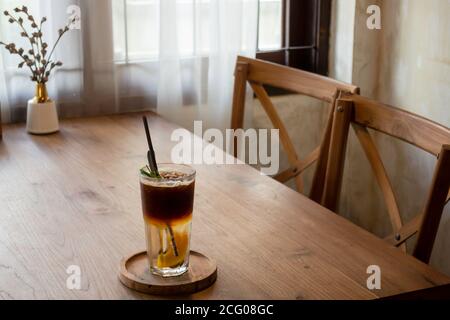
top-left (343, 93), bottom-right (450, 156)
top-left (231, 62), bottom-right (249, 158)
top-left (230, 62), bottom-right (249, 131)
top-left (239, 56), bottom-right (359, 102)
top-left (274, 147), bottom-right (320, 183)
top-left (352, 124), bottom-right (403, 234)
top-left (299, 146), bottom-right (320, 173)
top-left (250, 83), bottom-right (299, 164)
top-left (414, 145), bottom-right (450, 263)
top-left (251, 82), bottom-right (304, 191)
top-left (323, 99), bottom-right (353, 212)
top-left (309, 91), bottom-right (339, 203)
top-left (273, 168), bottom-right (297, 183)
top-left (384, 214), bottom-right (423, 247)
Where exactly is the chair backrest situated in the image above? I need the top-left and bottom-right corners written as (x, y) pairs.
top-left (323, 92), bottom-right (450, 263)
top-left (230, 55), bottom-right (359, 200)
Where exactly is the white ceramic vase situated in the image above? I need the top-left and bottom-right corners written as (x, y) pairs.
top-left (26, 99), bottom-right (59, 134)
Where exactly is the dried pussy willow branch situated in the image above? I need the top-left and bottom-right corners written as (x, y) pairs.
top-left (0, 5), bottom-right (77, 83)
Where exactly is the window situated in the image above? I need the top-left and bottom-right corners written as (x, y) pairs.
top-left (257, 0), bottom-right (283, 51)
top-left (256, 0), bottom-right (332, 76)
top-left (112, 0), bottom-right (331, 75)
top-left (112, 0), bottom-right (159, 62)
top-left (112, 0), bottom-right (212, 62)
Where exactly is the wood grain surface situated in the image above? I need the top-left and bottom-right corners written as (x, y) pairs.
top-left (0, 112), bottom-right (449, 299)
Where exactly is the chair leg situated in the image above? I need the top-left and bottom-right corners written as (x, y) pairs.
top-left (413, 145), bottom-right (450, 263)
top-left (310, 97), bottom-right (338, 203)
top-left (230, 61), bottom-right (249, 158)
top-left (322, 99), bottom-right (353, 212)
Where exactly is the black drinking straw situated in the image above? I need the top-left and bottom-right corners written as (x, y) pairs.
top-left (143, 116), bottom-right (160, 177)
top-left (142, 116), bottom-right (178, 257)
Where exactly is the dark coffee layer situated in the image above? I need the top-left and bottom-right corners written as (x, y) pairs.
top-left (140, 180), bottom-right (195, 222)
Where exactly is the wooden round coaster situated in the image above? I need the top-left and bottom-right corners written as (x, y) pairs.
top-left (119, 250), bottom-right (217, 295)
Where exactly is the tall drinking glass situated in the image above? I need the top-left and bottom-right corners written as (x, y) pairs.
top-left (140, 164), bottom-right (196, 277)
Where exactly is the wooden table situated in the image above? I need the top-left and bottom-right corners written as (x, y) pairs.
top-left (0, 112), bottom-right (449, 299)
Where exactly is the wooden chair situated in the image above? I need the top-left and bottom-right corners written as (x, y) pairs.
top-left (323, 92), bottom-right (450, 263)
top-left (230, 56), bottom-right (359, 201)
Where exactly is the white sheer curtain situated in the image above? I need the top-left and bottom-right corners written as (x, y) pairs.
top-left (0, 0), bottom-right (258, 131)
top-left (157, 0), bottom-right (258, 130)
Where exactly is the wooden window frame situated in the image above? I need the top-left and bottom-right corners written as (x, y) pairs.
top-left (256, 0), bottom-right (332, 76)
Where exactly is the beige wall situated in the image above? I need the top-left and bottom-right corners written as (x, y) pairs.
top-left (253, 0), bottom-right (450, 275)
top-left (329, 0), bottom-right (356, 84)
